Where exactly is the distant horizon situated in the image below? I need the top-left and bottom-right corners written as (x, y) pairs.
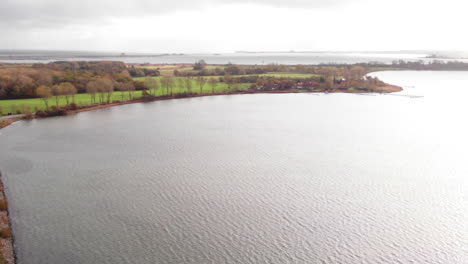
top-left (1, 48), bottom-right (467, 56)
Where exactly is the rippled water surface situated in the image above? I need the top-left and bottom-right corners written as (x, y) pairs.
top-left (1, 71), bottom-right (468, 263)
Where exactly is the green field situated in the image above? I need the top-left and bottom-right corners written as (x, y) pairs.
top-left (133, 77), bottom-right (249, 95)
top-left (254, 72), bottom-right (319, 78)
top-left (0, 91), bottom-right (143, 114)
top-left (200, 72), bottom-right (319, 80)
top-left (0, 77), bottom-right (250, 115)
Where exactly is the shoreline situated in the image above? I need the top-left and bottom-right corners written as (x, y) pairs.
top-left (0, 172), bottom-right (15, 264)
top-left (0, 86), bottom-right (402, 130)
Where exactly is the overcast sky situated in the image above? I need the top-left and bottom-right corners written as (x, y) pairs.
top-left (1, 0), bottom-right (467, 53)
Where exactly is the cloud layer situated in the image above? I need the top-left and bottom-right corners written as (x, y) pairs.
top-left (1, 0), bottom-right (467, 52)
top-left (2, 0), bottom-right (349, 26)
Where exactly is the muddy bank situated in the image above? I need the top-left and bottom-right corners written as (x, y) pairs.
top-left (0, 172), bottom-right (15, 264)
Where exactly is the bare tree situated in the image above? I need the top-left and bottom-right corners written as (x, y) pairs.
top-left (197, 76), bottom-right (207, 94)
top-left (36, 85), bottom-right (52, 110)
top-left (144, 77), bottom-right (159, 96)
top-left (160, 76), bottom-right (175, 96)
top-left (160, 76), bottom-right (170, 95)
top-left (177, 78), bottom-right (184, 94)
top-left (208, 78), bottom-right (217, 93)
top-left (184, 78), bottom-right (192, 94)
top-left (224, 73), bottom-right (233, 91)
top-left (168, 78), bottom-right (175, 96)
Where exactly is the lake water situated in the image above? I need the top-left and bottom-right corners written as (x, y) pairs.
top-left (2, 50), bottom-right (468, 65)
top-left (1, 71), bottom-right (468, 263)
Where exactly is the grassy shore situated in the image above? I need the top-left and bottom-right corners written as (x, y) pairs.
top-left (0, 78), bottom-right (250, 115)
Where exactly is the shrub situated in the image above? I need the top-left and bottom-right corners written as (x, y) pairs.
top-left (35, 109), bottom-right (66, 118)
top-left (0, 228), bottom-right (11, 239)
top-left (68, 102), bottom-right (78, 110)
top-left (0, 200), bottom-right (7, 211)
top-left (0, 106), bottom-right (3, 115)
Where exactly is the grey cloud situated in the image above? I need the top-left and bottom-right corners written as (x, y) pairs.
top-left (1, 0), bottom-right (348, 27)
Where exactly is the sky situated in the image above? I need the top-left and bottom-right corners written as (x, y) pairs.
top-left (1, 0), bottom-right (467, 53)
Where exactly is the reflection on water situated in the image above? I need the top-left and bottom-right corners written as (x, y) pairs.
top-left (1, 71), bottom-right (468, 264)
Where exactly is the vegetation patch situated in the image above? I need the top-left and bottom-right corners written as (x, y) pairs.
top-left (0, 200), bottom-right (7, 211)
top-left (0, 228), bottom-right (11, 239)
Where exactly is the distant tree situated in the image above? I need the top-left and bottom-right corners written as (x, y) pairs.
top-left (197, 76), bottom-right (207, 94)
top-left (224, 73), bottom-right (233, 90)
top-left (124, 82), bottom-right (135, 99)
top-left (36, 85), bottom-right (52, 110)
top-left (256, 78), bottom-right (265, 87)
top-left (51, 85), bottom-right (62, 107)
top-left (350, 66), bottom-right (366, 80)
top-left (193, 60), bottom-right (207, 70)
top-left (144, 77), bottom-right (159, 96)
top-left (177, 78), bottom-right (185, 94)
top-left (58, 82), bottom-right (77, 105)
top-left (160, 76), bottom-right (175, 95)
top-left (94, 78), bottom-right (114, 103)
top-left (208, 78), bottom-right (217, 93)
top-left (184, 78), bottom-right (192, 94)
top-left (86, 81), bottom-right (98, 104)
top-left (224, 64), bottom-right (243, 75)
top-left (232, 78), bottom-right (240, 91)
top-left (168, 78), bottom-right (175, 95)
top-left (37, 71), bottom-right (53, 86)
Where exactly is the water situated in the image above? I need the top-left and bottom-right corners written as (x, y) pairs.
top-left (1, 71), bottom-right (468, 263)
top-left (2, 50), bottom-right (468, 65)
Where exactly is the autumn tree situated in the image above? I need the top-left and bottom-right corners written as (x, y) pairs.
top-left (123, 82), bottom-right (135, 100)
top-left (350, 66), bottom-right (366, 80)
top-left (51, 85), bottom-right (62, 107)
top-left (58, 82), bottom-right (77, 105)
top-left (92, 78), bottom-right (114, 103)
top-left (86, 81), bottom-right (98, 104)
top-left (36, 85), bottom-right (52, 110)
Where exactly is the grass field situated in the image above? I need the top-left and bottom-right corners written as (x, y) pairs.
top-left (0, 91), bottom-right (144, 114)
top-left (253, 72), bottom-right (319, 78)
top-left (198, 72), bottom-right (320, 80)
top-left (0, 77), bottom-right (250, 115)
top-left (133, 77), bottom-right (250, 95)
